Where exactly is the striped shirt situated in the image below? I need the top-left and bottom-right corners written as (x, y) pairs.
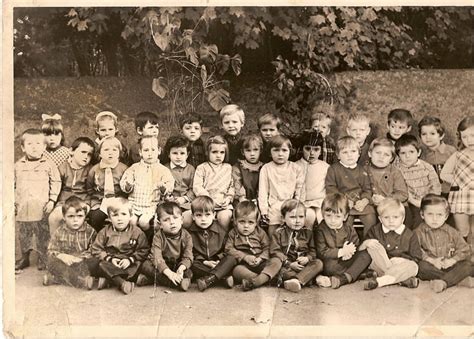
top-left (193, 162), bottom-right (234, 208)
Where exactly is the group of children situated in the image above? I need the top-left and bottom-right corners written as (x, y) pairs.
top-left (14, 105), bottom-right (474, 295)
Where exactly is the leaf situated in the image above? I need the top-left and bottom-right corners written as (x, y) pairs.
top-left (216, 54), bottom-right (230, 75)
top-left (67, 8), bottom-right (77, 17)
top-left (207, 88), bottom-right (230, 111)
top-left (152, 77), bottom-right (168, 98)
top-left (229, 7), bottom-right (245, 18)
top-left (185, 47), bottom-right (199, 65)
top-left (199, 44), bottom-right (218, 62)
top-left (310, 15), bottom-right (326, 25)
top-left (201, 65), bottom-right (208, 85)
top-left (153, 32), bottom-right (169, 51)
top-left (231, 54), bottom-right (242, 75)
top-left (77, 20), bottom-right (89, 31)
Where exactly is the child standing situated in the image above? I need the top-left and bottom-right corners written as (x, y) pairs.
top-left (315, 193), bottom-right (372, 289)
top-left (179, 113), bottom-right (206, 169)
top-left (92, 111), bottom-right (128, 164)
top-left (310, 111), bottom-right (336, 165)
top-left (257, 113), bottom-right (281, 163)
top-left (387, 108), bottom-right (413, 144)
top-left (127, 111), bottom-right (160, 165)
top-left (137, 202), bottom-right (194, 291)
top-left (225, 201), bottom-right (282, 290)
top-left (193, 136), bottom-right (234, 231)
top-left (325, 136), bottom-right (377, 235)
top-left (295, 130), bottom-right (329, 227)
top-left (86, 137), bottom-right (128, 232)
top-left (270, 200), bottom-right (323, 293)
top-left (360, 198), bottom-right (422, 290)
top-left (395, 134), bottom-right (441, 229)
top-left (258, 135), bottom-right (306, 236)
top-left (188, 196), bottom-right (237, 291)
top-left (346, 114), bottom-right (373, 167)
top-left (15, 129), bottom-right (61, 271)
top-left (120, 136), bottom-right (175, 231)
top-left (44, 196), bottom-right (98, 289)
top-left (220, 104), bottom-right (245, 165)
top-left (415, 194), bottom-right (471, 293)
top-left (232, 134), bottom-right (264, 204)
top-left (91, 197), bottom-right (149, 294)
top-left (41, 114), bottom-right (70, 167)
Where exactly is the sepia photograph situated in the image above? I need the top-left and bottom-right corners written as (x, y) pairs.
top-left (3, 2), bottom-right (474, 337)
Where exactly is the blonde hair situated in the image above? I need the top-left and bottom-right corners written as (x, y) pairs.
top-left (347, 113), bottom-right (370, 127)
top-left (206, 135), bottom-right (229, 162)
top-left (336, 136), bottom-right (360, 154)
top-left (95, 111), bottom-right (118, 127)
top-left (107, 197), bottom-right (132, 216)
top-left (220, 104), bottom-right (245, 125)
top-left (99, 136), bottom-right (123, 153)
top-left (369, 137), bottom-right (396, 159)
top-left (376, 198), bottom-right (405, 217)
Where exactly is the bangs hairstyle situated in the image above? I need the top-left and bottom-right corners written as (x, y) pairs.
top-left (395, 134), bottom-right (421, 153)
top-left (95, 111), bottom-right (118, 126)
top-left (71, 136), bottom-right (95, 152)
top-left (321, 193), bottom-right (349, 215)
top-left (163, 135), bottom-right (189, 156)
top-left (135, 111), bottom-right (159, 130)
top-left (299, 130), bottom-right (324, 148)
top-left (20, 128), bottom-right (44, 146)
top-left (138, 135), bottom-right (159, 149)
top-left (156, 201), bottom-right (182, 220)
top-left (418, 116), bottom-right (445, 137)
top-left (206, 135), bottom-right (229, 161)
top-left (106, 197), bottom-right (132, 216)
top-left (241, 134), bottom-right (263, 151)
top-left (281, 199), bottom-right (306, 216)
top-left (257, 113), bottom-right (281, 129)
top-left (179, 113), bottom-right (203, 129)
top-left (388, 109), bottom-right (413, 125)
top-left (369, 137), bottom-right (396, 158)
top-left (191, 196), bottom-right (215, 214)
top-left (220, 104), bottom-right (245, 125)
top-left (376, 198), bottom-right (405, 217)
top-left (99, 136), bottom-right (123, 152)
top-left (456, 115), bottom-right (474, 150)
top-left (421, 194), bottom-right (450, 214)
top-left (347, 113), bottom-right (370, 126)
top-left (42, 118), bottom-right (65, 145)
top-left (268, 135), bottom-right (292, 150)
top-left (233, 200), bottom-right (260, 222)
top-left (62, 196), bottom-right (89, 216)
top-left (336, 136), bottom-right (360, 154)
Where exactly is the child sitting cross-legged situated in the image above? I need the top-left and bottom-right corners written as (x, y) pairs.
top-left (360, 198), bottom-right (422, 290)
top-left (91, 197), bottom-right (150, 295)
top-left (225, 201), bottom-right (282, 291)
top-left (315, 193), bottom-right (372, 289)
top-left (188, 196), bottom-right (237, 291)
top-left (137, 201), bottom-right (194, 291)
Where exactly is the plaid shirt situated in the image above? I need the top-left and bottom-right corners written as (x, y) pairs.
top-left (44, 146), bottom-right (70, 168)
top-left (322, 136), bottom-right (336, 165)
top-left (48, 222), bottom-right (96, 258)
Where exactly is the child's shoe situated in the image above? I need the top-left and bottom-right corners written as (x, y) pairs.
top-left (84, 276), bottom-right (95, 290)
top-left (364, 278), bottom-right (378, 290)
top-left (37, 259), bottom-right (46, 271)
top-left (283, 279), bottom-right (301, 293)
top-left (224, 275), bottom-right (234, 289)
top-left (197, 275), bottom-right (217, 292)
top-left (120, 281), bottom-right (135, 295)
top-left (136, 274), bottom-right (152, 287)
top-left (400, 277), bottom-right (419, 288)
top-left (241, 279), bottom-right (255, 292)
top-left (97, 277), bottom-right (109, 290)
top-left (458, 276), bottom-right (474, 288)
top-left (330, 275), bottom-right (349, 289)
top-left (42, 273), bottom-right (59, 286)
top-left (15, 253), bottom-right (30, 271)
top-left (360, 269), bottom-right (377, 280)
top-left (430, 279), bottom-right (447, 293)
top-left (315, 275), bottom-right (331, 288)
top-left (180, 277), bottom-right (191, 292)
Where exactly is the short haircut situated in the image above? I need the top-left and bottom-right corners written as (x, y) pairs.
top-left (347, 113), bottom-right (370, 127)
top-left (321, 193), bottom-right (349, 215)
top-left (138, 135), bottom-right (159, 149)
top-left (98, 136), bottom-right (123, 153)
top-left (369, 137), bottom-right (396, 158)
top-left (233, 200), bottom-right (260, 221)
top-left (257, 113), bottom-right (281, 129)
top-left (395, 134), bottom-right (421, 154)
top-left (376, 198), bottom-right (405, 217)
top-left (95, 111), bottom-right (118, 126)
top-left (191, 196), bottom-right (215, 214)
top-left (421, 194), bottom-right (450, 214)
top-left (336, 136), bottom-right (360, 154)
top-left (179, 113), bottom-right (203, 129)
top-left (299, 130), bottom-right (324, 148)
top-left (281, 199), bottom-right (306, 217)
top-left (163, 135), bottom-right (189, 156)
top-left (457, 115), bottom-right (474, 149)
top-left (20, 128), bottom-right (44, 146)
top-left (42, 117), bottom-right (65, 145)
top-left (71, 137), bottom-right (95, 152)
top-left (418, 116), bottom-right (445, 137)
top-left (62, 195), bottom-right (89, 216)
top-left (220, 104), bottom-right (245, 125)
top-left (310, 112), bottom-right (332, 124)
top-left (156, 201), bottom-right (182, 220)
top-left (107, 197), bottom-right (132, 216)
top-left (267, 135), bottom-right (292, 150)
top-left (135, 111), bottom-right (159, 130)
top-left (206, 135), bottom-right (229, 162)
top-left (388, 109), bottom-right (413, 125)
top-left (241, 134), bottom-right (263, 151)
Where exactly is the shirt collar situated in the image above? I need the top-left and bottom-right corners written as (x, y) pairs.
top-left (239, 159), bottom-right (263, 172)
top-left (170, 162), bottom-right (187, 169)
top-left (382, 224), bottom-right (405, 235)
top-left (189, 221), bottom-right (219, 233)
top-left (339, 161), bottom-right (357, 169)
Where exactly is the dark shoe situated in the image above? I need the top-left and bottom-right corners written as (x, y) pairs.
top-left (180, 278), bottom-right (191, 292)
top-left (242, 279), bottom-right (255, 292)
top-left (331, 275), bottom-right (349, 289)
top-left (360, 269), bottom-right (378, 280)
top-left (197, 275), bottom-right (217, 292)
top-left (400, 277), bottom-right (419, 288)
top-left (120, 281), bottom-right (135, 295)
top-left (15, 254), bottom-right (30, 270)
top-left (364, 278), bottom-right (378, 290)
top-left (37, 259), bottom-right (46, 271)
top-left (224, 275), bottom-right (234, 289)
top-left (136, 273), bottom-right (152, 287)
top-left (97, 277), bottom-right (109, 290)
top-left (42, 273), bottom-right (59, 286)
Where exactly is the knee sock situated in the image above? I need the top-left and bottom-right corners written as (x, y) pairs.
top-left (252, 273), bottom-right (270, 287)
top-left (344, 272), bottom-right (353, 283)
top-left (376, 275), bottom-right (396, 287)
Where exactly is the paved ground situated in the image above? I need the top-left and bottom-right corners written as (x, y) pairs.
top-left (7, 265), bottom-right (473, 337)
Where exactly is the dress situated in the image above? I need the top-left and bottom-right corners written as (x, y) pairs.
top-left (442, 150), bottom-right (474, 214)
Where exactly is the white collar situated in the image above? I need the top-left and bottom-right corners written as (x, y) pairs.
top-left (382, 224), bottom-right (405, 235)
top-left (339, 161), bottom-right (357, 169)
top-left (170, 162), bottom-right (187, 169)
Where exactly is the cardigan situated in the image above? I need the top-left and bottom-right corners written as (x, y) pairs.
top-left (315, 220), bottom-right (359, 260)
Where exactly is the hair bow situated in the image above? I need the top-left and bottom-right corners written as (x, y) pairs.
top-left (41, 113), bottom-right (62, 121)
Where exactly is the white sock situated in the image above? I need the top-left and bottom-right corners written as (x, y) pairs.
top-left (377, 275), bottom-right (396, 287)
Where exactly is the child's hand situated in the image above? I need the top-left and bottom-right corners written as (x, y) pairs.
top-left (341, 254), bottom-right (352, 261)
top-left (359, 239), bottom-right (379, 251)
top-left (253, 257), bottom-right (263, 266)
top-left (165, 270), bottom-right (183, 285)
top-left (441, 257), bottom-right (456, 269)
top-left (175, 197), bottom-right (186, 205)
top-left (372, 194), bottom-right (385, 205)
top-left (111, 258), bottom-right (121, 268)
top-left (354, 198), bottom-right (369, 212)
top-left (297, 256), bottom-right (309, 266)
top-left (57, 253), bottom-right (81, 266)
top-left (244, 255), bottom-right (257, 266)
top-left (348, 200), bottom-right (355, 209)
top-left (339, 241), bottom-right (356, 258)
top-left (118, 258), bottom-right (131, 269)
top-left (123, 181), bottom-right (134, 192)
top-left (203, 260), bottom-right (219, 269)
top-left (261, 214), bottom-right (269, 225)
top-left (289, 261), bottom-right (304, 272)
top-left (429, 257), bottom-right (443, 270)
top-left (44, 201), bottom-right (55, 214)
top-left (176, 264), bottom-right (187, 277)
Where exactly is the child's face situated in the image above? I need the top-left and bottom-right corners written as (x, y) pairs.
top-left (338, 145), bottom-right (359, 167)
top-left (369, 145), bottom-right (393, 168)
top-left (259, 123), bottom-right (279, 142)
top-left (379, 210), bottom-right (405, 230)
top-left (96, 119), bottom-right (117, 140)
top-left (208, 144), bottom-right (226, 165)
top-left (139, 138), bottom-right (160, 164)
top-left (322, 209), bottom-right (347, 229)
top-left (181, 122), bottom-right (202, 142)
top-left (169, 146), bottom-right (188, 167)
top-left (235, 212), bottom-right (258, 236)
top-left (421, 204), bottom-right (449, 229)
top-left (398, 144), bottom-right (420, 167)
top-left (100, 141), bottom-right (120, 164)
top-left (139, 122), bottom-right (160, 137)
top-left (270, 144), bottom-right (290, 165)
top-left (159, 209), bottom-right (183, 235)
top-left (311, 119), bottom-right (330, 137)
top-left (71, 142), bottom-right (94, 168)
top-left (64, 207), bottom-right (86, 231)
top-left (45, 133), bottom-right (62, 150)
top-left (388, 120), bottom-right (411, 140)
top-left (243, 144), bottom-right (261, 164)
top-left (192, 210), bottom-right (215, 229)
top-left (109, 206), bottom-right (131, 231)
top-left (460, 125), bottom-right (474, 151)
top-left (284, 206), bottom-right (306, 231)
top-left (302, 145), bottom-right (322, 164)
top-left (221, 113), bottom-right (243, 136)
top-left (21, 133), bottom-right (46, 160)
top-left (347, 121), bottom-right (370, 145)
top-left (420, 125), bottom-right (442, 150)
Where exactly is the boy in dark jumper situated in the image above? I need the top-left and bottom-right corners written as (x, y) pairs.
top-left (127, 111), bottom-right (160, 165)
